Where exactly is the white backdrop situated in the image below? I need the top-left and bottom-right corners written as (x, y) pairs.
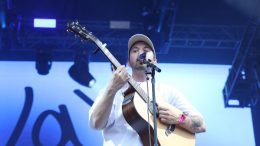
top-left (0, 61), bottom-right (255, 146)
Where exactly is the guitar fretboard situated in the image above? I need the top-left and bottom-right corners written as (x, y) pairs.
top-left (97, 39), bottom-right (149, 103)
top-left (67, 22), bottom-right (149, 103)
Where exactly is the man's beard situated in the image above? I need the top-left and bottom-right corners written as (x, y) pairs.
top-left (133, 61), bottom-right (146, 71)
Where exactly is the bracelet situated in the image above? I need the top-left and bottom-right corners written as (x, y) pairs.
top-left (178, 114), bottom-right (186, 125)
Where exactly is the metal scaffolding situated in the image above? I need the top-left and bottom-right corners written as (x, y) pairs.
top-left (223, 24), bottom-right (260, 108)
top-left (0, 18), bottom-right (246, 63)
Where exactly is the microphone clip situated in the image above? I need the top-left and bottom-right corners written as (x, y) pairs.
top-left (137, 52), bottom-right (161, 73)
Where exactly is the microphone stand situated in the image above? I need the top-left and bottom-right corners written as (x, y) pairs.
top-left (143, 59), bottom-right (161, 146)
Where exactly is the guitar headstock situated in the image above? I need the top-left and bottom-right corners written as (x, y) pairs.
top-left (67, 21), bottom-right (97, 43)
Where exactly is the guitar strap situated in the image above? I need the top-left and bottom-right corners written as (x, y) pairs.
top-left (122, 85), bottom-right (135, 105)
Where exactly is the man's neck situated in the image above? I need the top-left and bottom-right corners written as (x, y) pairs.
top-left (132, 70), bottom-right (147, 82)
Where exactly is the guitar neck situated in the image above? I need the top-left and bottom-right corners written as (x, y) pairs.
top-left (66, 22), bottom-right (149, 103)
top-left (95, 39), bottom-right (149, 103)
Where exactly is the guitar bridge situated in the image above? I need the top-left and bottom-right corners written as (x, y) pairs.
top-left (165, 124), bottom-right (176, 136)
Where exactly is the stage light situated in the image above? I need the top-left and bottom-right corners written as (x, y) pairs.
top-left (109, 21), bottom-right (130, 29)
top-left (0, 1), bottom-right (6, 29)
top-left (35, 50), bottom-right (52, 75)
top-left (68, 51), bottom-right (96, 88)
top-left (227, 99), bottom-right (240, 106)
top-left (33, 18), bottom-right (56, 28)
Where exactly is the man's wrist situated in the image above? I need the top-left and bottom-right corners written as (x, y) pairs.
top-left (178, 113), bottom-right (187, 125)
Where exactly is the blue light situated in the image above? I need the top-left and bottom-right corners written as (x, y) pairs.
top-left (33, 18), bottom-right (56, 28)
top-left (0, 11), bottom-right (6, 29)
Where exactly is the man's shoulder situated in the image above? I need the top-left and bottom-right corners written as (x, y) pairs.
top-left (156, 82), bottom-right (179, 92)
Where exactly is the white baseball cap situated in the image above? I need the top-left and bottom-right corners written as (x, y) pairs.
top-left (128, 34), bottom-right (156, 57)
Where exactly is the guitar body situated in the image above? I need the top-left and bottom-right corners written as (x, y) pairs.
top-left (122, 93), bottom-right (195, 146)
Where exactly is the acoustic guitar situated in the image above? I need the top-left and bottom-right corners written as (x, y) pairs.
top-left (67, 21), bottom-right (195, 146)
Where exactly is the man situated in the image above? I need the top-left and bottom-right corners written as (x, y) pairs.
top-left (89, 34), bottom-right (206, 146)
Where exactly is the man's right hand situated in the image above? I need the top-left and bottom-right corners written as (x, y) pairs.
top-left (89, 65), bottom-right (129, 130)
top-left (110, 65), bottom-right (129, 91)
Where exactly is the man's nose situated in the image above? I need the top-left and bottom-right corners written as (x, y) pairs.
top-left (138, 50), bottom-right (147, 55)
top-left (138, 50), bottom-right (144, 54)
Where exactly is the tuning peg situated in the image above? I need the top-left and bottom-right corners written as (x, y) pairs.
top-left (102, 43), bottom-right (107, 48)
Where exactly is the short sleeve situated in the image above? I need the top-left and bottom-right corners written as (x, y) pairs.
top-left (158, 84), bottom-right (202, 117)
top-left (89, 88), bottom-right (118, 129)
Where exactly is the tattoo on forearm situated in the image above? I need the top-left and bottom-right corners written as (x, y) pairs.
top-left (188, 116), bottom-right (203, 132)
top-left (190, 117), bottom-right (201, 128)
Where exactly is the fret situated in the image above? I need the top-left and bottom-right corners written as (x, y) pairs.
top-left (98, 44), bottom-right (121, 68)
top-left (128, 78), bottom-right (148, 103)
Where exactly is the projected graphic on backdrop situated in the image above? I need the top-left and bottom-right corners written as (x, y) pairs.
top-left (7, 87), bottom-right (93, 146)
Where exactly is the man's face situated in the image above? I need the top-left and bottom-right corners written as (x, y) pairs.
top-left (128, 41), bottom-right (156, 70)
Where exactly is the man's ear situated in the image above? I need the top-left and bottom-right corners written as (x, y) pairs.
top-left (153, 57), bottom-right (157, 64)
top-left (147, 51), bottom-right (157, 64)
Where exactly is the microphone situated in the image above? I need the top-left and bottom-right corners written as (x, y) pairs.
top-left (137, 52), bottom-right (161, 72)
top-left (137, 52), bottom-right (147, 63)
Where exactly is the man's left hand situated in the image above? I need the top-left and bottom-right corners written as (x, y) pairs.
top-left (158, 105), bottom-right (180, 125)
